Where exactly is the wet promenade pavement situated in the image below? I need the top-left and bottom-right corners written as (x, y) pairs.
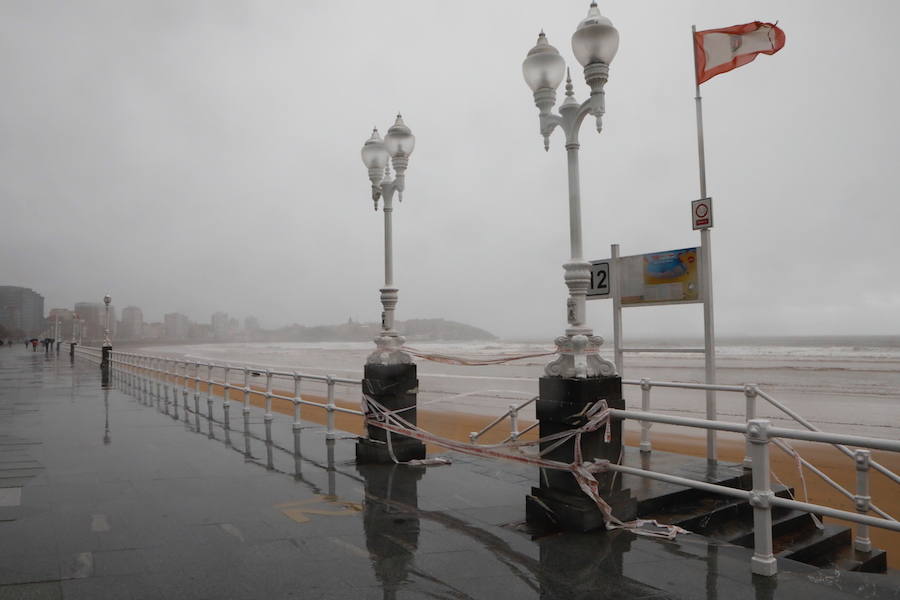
top-left (1, 349), bottom-right (898, 599)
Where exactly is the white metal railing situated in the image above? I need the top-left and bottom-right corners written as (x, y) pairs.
top-left (607, 409), bottom-right (900, 575)
top-left (74, 345), bottom-right (103, 363)
top-left (619, 378), bottom-right (899, 522)
top-left (623, 378), bottom-right (900, 486)
top-left (74, 346), bottom-right (898, 577)
top-left (76, 348), bottom-right (364, 452)
top-left (469, 379), bottom-right (897, 519)
top-left (463, 374), bottom-right (899, 576)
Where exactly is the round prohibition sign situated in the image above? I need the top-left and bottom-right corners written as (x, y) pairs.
top-left (695, 202), bottom-right (709, 218)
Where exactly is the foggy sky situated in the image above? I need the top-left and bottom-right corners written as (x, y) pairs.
top-left (2, 0), bottom-right (898, 341)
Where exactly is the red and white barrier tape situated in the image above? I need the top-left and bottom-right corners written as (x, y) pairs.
top-left (362, 394), bottom-right (687, 540)
top-left (401, 346), bottom-right (557, 366)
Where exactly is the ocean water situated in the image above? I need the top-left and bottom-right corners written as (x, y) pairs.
top-left (142, 337), bottom-right (900, 439)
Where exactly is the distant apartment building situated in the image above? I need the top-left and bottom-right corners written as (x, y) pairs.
top-left (0, 286), bottom-right (45, 336)
top-left (189, 323), bottom-right (212, 340)
top-left (47, 308), bottom-right (76, 340)
top-left (244, 316), bottom-right (260, 332)
top-left (211, 311), bottom-right (229, 340)
top-left (48, 308), bottom-right (73, 320)
top-left (119, 306), bottom-right (144, 339)
top-left (164, 313), bottom-right (190, 340)
top-left (74, 302), bottom-right (116, 342)
top-left (143, 322), bottom-right (164, 340)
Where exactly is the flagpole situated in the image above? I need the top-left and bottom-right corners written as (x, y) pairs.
top-left (692, 24), bottom-right (717, 463)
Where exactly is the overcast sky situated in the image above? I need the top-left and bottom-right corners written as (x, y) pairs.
top-left (2, 0), bottom-right (898, 341)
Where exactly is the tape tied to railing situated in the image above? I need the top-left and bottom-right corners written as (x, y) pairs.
top-left (361, 394), bottom-right (687, 540)
top-left (401, 346), bottom-right (557, 366)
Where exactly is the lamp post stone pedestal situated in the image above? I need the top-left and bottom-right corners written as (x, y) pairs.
top-left (101, 294), bottom-right (112, 373)
top-left (356, 363), bottom-right (426, 464)
top-left (526, 374), bottom-right (635, 532)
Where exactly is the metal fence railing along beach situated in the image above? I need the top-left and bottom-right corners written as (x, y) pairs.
top-left (76, 345), bottom-right (900, 577)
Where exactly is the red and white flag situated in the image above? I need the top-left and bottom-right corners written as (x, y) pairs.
top-left (694, 22), bottom-right (785, 84)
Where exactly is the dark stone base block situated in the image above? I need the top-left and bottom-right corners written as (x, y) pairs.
top-left (356, 437), bottom-right (426, 464)
top-left (527, 374), bottom-right (634, 532)
top-left (526, 486), bottom-right (637, 533)
top-left (356, 361), bottom-right (426, 464)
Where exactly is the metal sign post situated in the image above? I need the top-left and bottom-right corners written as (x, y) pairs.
top-left (611, 244), bottom-right (623, 373)
top-left (693, 24), bottom-right (717, 462)
top-left (590, 243), bottom-right (710, 442)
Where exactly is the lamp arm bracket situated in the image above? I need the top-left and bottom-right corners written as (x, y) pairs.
top-left (380, 180), bottom-right (398, 210)
top-left (539, 113), bottom-right (563, 137)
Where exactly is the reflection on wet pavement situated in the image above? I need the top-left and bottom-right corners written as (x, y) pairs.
top-left (0, 349), bottom-right (897, 599)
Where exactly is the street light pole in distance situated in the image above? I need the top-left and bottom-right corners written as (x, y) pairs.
top-left (101, 294), bottom-right (112, 374)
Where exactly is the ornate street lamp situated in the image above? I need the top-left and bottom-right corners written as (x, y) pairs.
top-left (360, 114), bottom-right (416, 365)
top-left (522, 2), bottom-right (619, 378)
top-left (357, 114), bottom-right (426, 465)
top-left (102, 294), bottom-right (112, 348)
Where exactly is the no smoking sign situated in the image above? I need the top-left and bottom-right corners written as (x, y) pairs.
top-left (692, 197), bottom-right (713, 230)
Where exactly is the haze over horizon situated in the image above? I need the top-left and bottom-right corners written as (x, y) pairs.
top-left (2, 1), bottom-right (898, 341)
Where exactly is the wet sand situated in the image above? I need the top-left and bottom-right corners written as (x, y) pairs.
top-left (177, 376), bottom-right (900, 569)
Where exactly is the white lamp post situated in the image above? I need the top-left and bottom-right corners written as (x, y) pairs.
top-left (102, 294), bottom-right (112, 348)
top-left (361, 114), bottom-right (416, 365)
top-left (523, 2), bottom-right (619, 379)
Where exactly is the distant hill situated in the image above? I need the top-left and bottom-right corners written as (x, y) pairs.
top-left (268, 318), bottom-right (496, 343)
top-left (397, 318), bottom-right (497, 342)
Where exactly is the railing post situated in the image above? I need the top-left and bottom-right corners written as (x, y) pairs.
top-left (182, 361), bottom-right (190, 423)
top-left (206, 364), bottom-right (215, 438)
top-left (326, 376), bottom-right (336, 440)
top-left (222, 366), bottom-right (231, 431)
top-left (163, 359), bottom-right (171, 416)
top-left (264, 370), bottom-right (273, 446)
top-left (242, 367), bottom-right (251, 456)
top-left (193, 363), bottom-right (201, 431)
top-left (292, 373), bottom-right (302, 456)
top-left (744, 384), bottom-right (758, 469)
top-left (640, 378), bottom-right (652, 453)
top-left (509, 404), bottom-right (519, 441)
top-left (747, 419), bottom-right (777, 576)
top-left (142, 357), bottom-right (149, 403)
top-left (144, 357), bottom-right (150, 404)
top-left (155, 358), bottom-right (162, 410)
top-left (854, 449), bottom-right (872, 552)
top-left (172, 362), bottom-right (180, 419)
